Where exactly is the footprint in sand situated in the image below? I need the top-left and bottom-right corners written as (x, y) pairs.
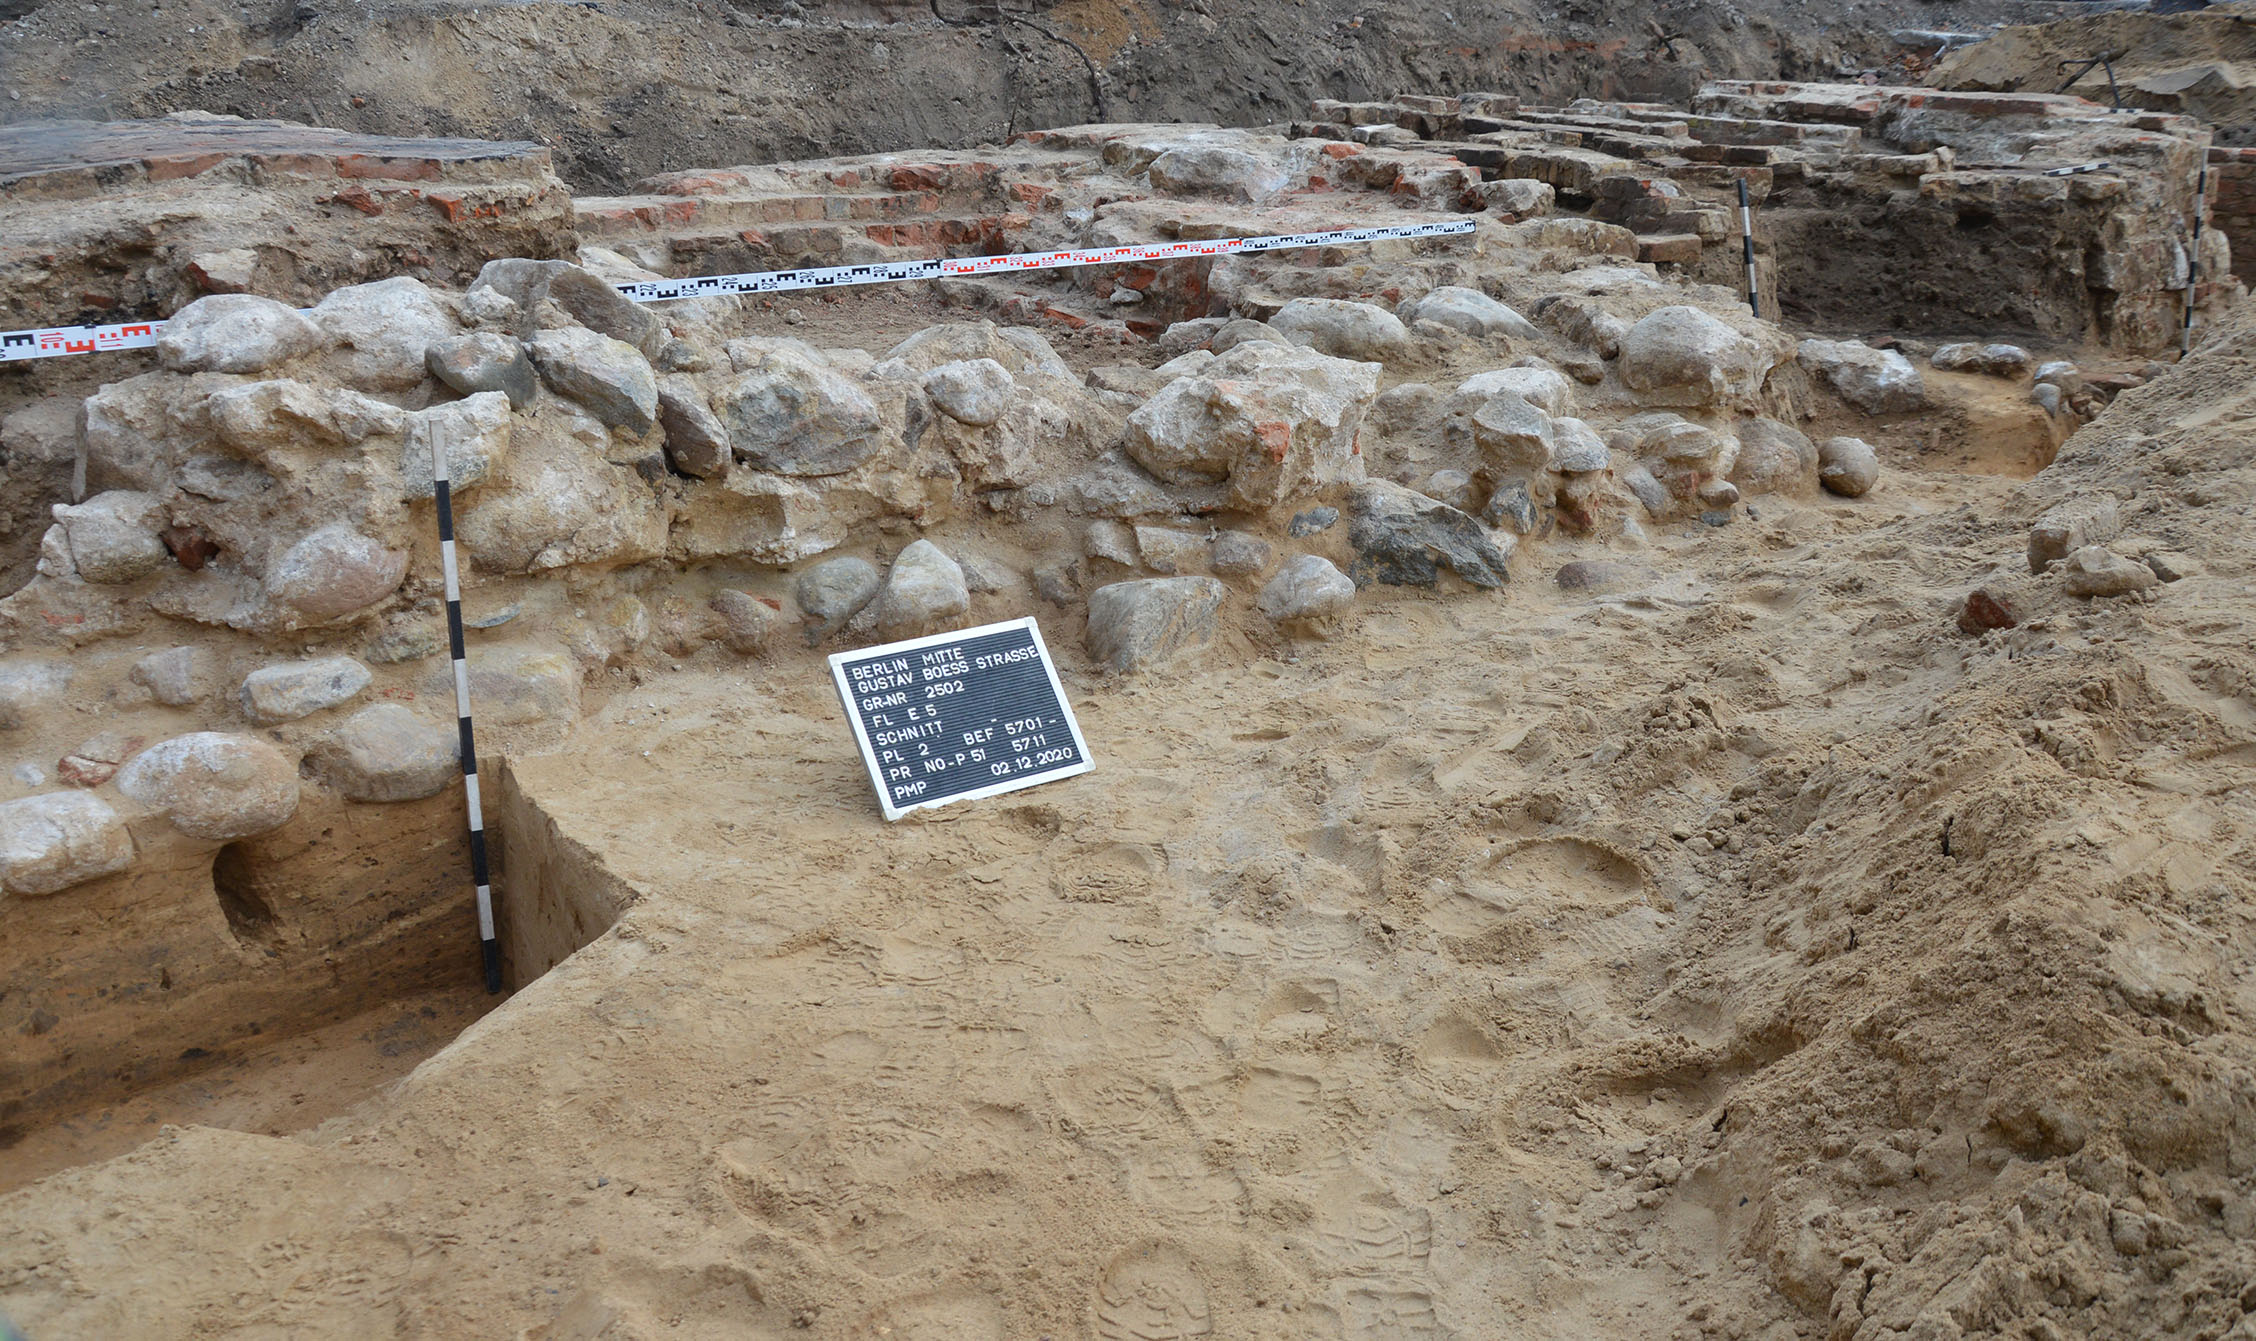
top-left (1339, 1284), bottom-right (1442, 1339)
top-left (1178, 1064), bottom-right (1324, 1132)
top-left (1314, 1196), bottom-right (1435, 1274)
top-left (1238, 1066), bottom-right (1322, 1126)
top-left (1429, 835), bottom-right (1650, 936)
top-left (851, 1288), bottom-right (1005, 1340)
top-left (1052, 840), bottom-right (1170, 902)
top-left (1052, 1066), bottom-right (1182, 1144)
top-left (829, 1108), bottom-right (947, 1180)
top-left (831, 1205), bottom-right (937, 1278)
top-left (1417, 1010), bottom-right (1506, 1066)
top-left (1127, 1148), bottom-right (1249, 1224)
top-left (1093, 1242), bottom-right (1214, 1341)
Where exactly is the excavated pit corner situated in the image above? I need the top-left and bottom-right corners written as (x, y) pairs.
top-left (487, 754), bottom-right (639, 987)
top-left (0, 758), bottom-right (627, 1193)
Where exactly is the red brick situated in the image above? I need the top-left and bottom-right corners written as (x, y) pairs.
top-left (765, 226), bottom-right (836, 255)
top-left (1893, 90), bottom-right (2062, 120)
top-left (335, 154), bottom-right (441, 181)
top-left (2213, 182), bottom-right (2256, 211)
top-left (938, 217), bottom-right (1012, 248)
top-left (145, 152), bottom-right (228, 181)
top-left (1252, 421), bottom-right (1292, 463)
top-left (1958, 589), bottom-right (2015, 633)
top-left (428, 191), bottom-right (513, 223)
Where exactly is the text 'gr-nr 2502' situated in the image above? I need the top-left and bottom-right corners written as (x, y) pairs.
top-left (829, 617), bottom-right (1092, 821)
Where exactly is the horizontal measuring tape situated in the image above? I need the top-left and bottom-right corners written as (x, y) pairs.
top-left (0, 217), bottom-right (1478, 363)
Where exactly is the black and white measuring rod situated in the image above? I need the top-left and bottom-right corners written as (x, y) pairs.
top-left (430, 433), bottom-right (502, 994)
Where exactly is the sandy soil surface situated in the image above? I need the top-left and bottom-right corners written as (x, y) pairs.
top-left (4, 291), bottom-right (2253, 1338)
top-left (0, 984), bottom-right (496, 1194)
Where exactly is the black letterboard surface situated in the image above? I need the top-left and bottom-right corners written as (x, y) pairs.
top-left (829, 616), bottom-right (1094, 820)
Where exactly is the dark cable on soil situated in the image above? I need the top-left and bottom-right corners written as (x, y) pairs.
top-left (927, 0), bottom-right (1109, 123)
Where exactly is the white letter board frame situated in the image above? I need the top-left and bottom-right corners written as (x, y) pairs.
top-left (828, 615), bottom-right (1095, 821)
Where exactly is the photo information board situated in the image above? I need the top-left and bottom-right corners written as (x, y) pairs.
top-left (829, 616), bottom-right (1093, 821)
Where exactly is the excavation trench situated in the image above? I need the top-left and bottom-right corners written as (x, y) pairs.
top-left (0, 759), bottom-right (626, 1192)
top-left (0, 278), bottom-right (2081, 1195)
top-left (0, 69), bottom-right (2248, 1336)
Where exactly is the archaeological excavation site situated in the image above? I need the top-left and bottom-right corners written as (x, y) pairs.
top-left (4, 0), bottom-right (2256, 1336)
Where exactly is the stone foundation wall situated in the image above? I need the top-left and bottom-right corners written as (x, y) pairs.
top-left (1765, 160), bottom-right (2212, 347)
top-left (1278, 81), bottom-right (2234, 352)
top-left (0, 116), bottom-right (577, 332)
top-left (2211, 147), bottom-right (2256, 286)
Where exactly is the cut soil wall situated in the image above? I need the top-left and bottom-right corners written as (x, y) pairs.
top-left (0, 0), bottom-right (2122, 194)
top-left (0, 789), bottom-right (480, 1147)
top-left (490, 755), bottom-right (637, 987)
